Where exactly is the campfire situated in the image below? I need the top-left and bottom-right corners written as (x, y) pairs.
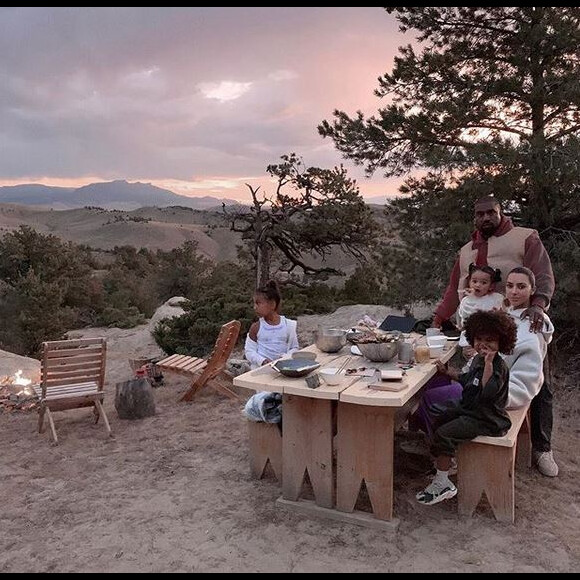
top-left (0, 370), bottom-right (40, 413)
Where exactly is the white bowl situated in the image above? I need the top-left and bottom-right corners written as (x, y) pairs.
top-left (429, 345), bottom-right (445, 359)
top-left (427, 335), bottom-right (448, 348)
top-left (319, 367), bottom-right (344, 386)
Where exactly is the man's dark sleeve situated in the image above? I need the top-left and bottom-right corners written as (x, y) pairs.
top-left (524, 232), bottom-right (555, 309)
top-left (433, 258), bottom-right (461, 327)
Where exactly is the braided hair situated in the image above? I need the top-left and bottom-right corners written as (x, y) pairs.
top-left (255, 280), bottom-right (282, 311)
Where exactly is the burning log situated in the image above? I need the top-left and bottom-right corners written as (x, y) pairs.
top-left (0, 370), bottom-right (40, 413)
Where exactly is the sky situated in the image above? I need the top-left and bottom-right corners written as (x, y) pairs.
top-left (0, 7), bottom-right (410, 201)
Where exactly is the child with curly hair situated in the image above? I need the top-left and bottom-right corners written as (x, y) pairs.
top-left (416, 309), bottom-right (518, 506)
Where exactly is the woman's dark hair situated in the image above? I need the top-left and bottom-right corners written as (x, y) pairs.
top-left (467, 263), bottom-right (502, 284)
top-left (464, 310), bottom-right (517, 355)
top-left (507, 266), bottom-right (536, 289)
top-left (255, 280), bottom-right (282, 310)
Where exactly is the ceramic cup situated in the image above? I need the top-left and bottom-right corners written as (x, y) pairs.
top-left (426, 328), bottom-right (443, 337)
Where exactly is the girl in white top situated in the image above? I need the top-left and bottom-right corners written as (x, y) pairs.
top-left (458, 263), bottom-right (505, 332)
top-left (245, 280), bottom-right (299, 369)
top-left (458, 264), bottom-right (505, 371)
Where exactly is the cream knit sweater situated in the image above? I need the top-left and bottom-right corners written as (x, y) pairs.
top-left (501, 308), bottom-right (554, 409)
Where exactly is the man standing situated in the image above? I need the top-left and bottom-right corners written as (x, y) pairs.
top-left (433, 195), bottom-right (558, 476)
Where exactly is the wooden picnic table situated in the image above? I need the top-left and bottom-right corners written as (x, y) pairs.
top-left (234, 336), bottom-right (457, 528)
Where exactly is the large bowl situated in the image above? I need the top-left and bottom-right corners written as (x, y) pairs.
top-left (356, 340), bottom-right (400, 362)
top-left (314, 328), bottom-right (348, 353)
top-left (272, 359), bottom-right (320, 378)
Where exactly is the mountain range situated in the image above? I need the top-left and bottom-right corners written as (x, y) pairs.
top-left (0, 180), bottom-right (240, 211)
top-left (0, 180), bottom-right (393, 210)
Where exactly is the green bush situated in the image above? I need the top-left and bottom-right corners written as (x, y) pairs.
top-left (152, 262), bottom-right (255, 357)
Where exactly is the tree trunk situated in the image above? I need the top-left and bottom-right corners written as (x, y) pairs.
top-left (527, 7), bottom-right (552, 230)
top-left (256, 242), bottom-right (271, 287)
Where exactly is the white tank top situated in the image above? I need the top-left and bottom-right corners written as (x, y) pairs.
top-left (256, 316), bottom-right (290, 362)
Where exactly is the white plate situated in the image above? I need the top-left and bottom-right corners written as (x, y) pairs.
top-left (350, 345), bottom-right (362, 356)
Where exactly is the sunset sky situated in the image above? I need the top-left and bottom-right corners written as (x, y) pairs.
top-left (0, 7), bottom-right (411, 201)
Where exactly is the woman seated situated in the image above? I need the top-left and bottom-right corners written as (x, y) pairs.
top-left (409, 266), bottom-right (554, 442)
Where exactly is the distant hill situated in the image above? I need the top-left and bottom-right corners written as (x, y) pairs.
top-left (0, 202), bottom-right (394, 278)
top-left (0, 203), bottom-right (242, 261)
top-left (364, 195), bottom-right (395, 206)
top-left (0, 180), bottom-right (240, 211)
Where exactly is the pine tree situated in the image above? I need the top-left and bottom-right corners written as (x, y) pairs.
top-left (224, 153), bottom-right (380, 287)
top-left (320, 7), bottom-right (579, 231)
top-left (319, 7), bottom-right (580, 327)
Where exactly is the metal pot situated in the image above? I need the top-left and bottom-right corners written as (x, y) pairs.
top-left (356, 339), bottom-right (400, 362)
top-left (314, 328), bottom-right (348, 353)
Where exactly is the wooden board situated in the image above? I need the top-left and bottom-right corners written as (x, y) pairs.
top-left (367, 381), bottom-right (409, 392)
top-left (276, 498), bottom-right (399, 531)
top-left (470, 406), bottom-right (529, 448)
top-left (247, 421), bottom-right (283, 482)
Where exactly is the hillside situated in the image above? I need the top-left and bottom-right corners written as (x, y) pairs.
top-left (0, 204), bottom-right (241, 261)
top-left (0, 180), bottom-right (240, 211)
top-left (0, 203), bottom-right (392, 273)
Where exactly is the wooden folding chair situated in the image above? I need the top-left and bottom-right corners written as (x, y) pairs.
top-left (157, 320), bottom-right (241, 402)
top-left (35, 337), bottom-right (111, 444)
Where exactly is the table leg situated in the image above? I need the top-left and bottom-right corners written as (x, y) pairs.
top-left (282, 394), bottom-right (334, 509)
top-left (248, 421), bottom-right (283, 482)
top-left (336, 403), bottom-right (395, 520)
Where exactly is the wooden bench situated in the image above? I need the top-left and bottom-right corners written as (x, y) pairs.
top-left (457, 405), bottom-right (531, 523)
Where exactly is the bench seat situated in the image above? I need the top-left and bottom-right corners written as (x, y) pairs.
top-left (457, 405), bottom-right (531, 523)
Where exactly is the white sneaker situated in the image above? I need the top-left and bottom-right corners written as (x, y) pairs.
top-left (534, 450), bottom-right (559, 477)
top-left (416, 478), bottom-right (457, 505)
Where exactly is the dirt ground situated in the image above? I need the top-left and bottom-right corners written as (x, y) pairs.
top-left (1, 305), bottom-right (579, 573)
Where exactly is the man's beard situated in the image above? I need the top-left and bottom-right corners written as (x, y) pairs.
top-left (480, 223), bottom-right (497, 238)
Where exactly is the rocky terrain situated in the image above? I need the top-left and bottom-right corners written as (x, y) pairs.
top-left (0, 300), bottom-right (577, 573)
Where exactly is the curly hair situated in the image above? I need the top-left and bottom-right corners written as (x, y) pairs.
top-left (463, 310), bottom-right (517, 355)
